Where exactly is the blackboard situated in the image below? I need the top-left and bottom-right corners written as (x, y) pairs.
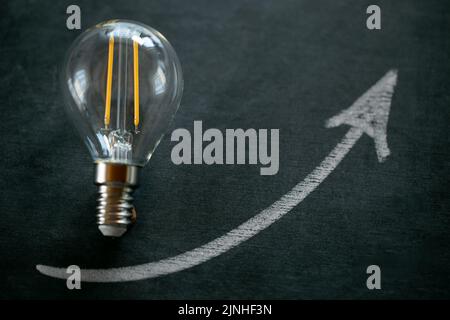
top-left (1, 0), bottom-right (449, 299)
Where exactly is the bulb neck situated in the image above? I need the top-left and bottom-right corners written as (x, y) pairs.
top-left (94, 162), bottom-right (139, 237)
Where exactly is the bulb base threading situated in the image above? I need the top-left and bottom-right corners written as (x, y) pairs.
top-left (94, 162), bottom-right (139, 237)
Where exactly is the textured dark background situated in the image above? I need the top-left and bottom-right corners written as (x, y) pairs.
top-left (0, 0), bottom-right (449, 299)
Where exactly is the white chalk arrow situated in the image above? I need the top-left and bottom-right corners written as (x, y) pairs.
top-left (326, 69), bottom-right (397, 162)
top-left (36, 69), bottom-right (398, 282)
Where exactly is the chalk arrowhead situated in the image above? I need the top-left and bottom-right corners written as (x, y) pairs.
top-left (326, 69), bottom-right (398, 162)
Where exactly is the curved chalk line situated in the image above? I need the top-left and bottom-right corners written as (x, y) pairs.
top-left (36, 70), bottom-right (397, 282)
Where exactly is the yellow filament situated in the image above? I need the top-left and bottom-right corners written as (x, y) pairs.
top-left (104, 34), bottom-right (114, 127)
top-left (133, 39), bottom-right (140, 130)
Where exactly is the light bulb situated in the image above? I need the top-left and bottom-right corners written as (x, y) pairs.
top-left (61, 20), bottom-right (183, 237)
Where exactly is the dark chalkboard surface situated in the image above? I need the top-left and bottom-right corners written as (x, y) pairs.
top-left (0, 0), bottom-right (449, 299)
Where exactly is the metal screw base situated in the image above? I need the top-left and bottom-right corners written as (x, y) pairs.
top-left (94, 162), bottom-right (139, 237)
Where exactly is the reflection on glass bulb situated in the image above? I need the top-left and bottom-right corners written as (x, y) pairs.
top-left (61, 20), bottom-right (183, 237)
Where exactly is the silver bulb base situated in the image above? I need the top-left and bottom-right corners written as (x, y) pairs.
top-left (94, 162), bottom-right (139, 237)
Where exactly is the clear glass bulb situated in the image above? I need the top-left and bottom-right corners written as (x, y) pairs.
top-left (62, 19), bottom-right (183, 165)
top-left (61, 20), bottom-right (183, 236)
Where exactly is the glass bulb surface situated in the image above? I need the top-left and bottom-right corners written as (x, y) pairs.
top-left (61, 20), bottom-right (183, 166)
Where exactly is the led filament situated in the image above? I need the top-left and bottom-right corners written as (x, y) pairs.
top-left (104, 34), bottom-right (140, 132)
top-left (101, 33), bottom-right (144, 163)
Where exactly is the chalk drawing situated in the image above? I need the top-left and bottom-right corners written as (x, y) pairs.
top-left (36, 69), bottom-right (398, 282)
